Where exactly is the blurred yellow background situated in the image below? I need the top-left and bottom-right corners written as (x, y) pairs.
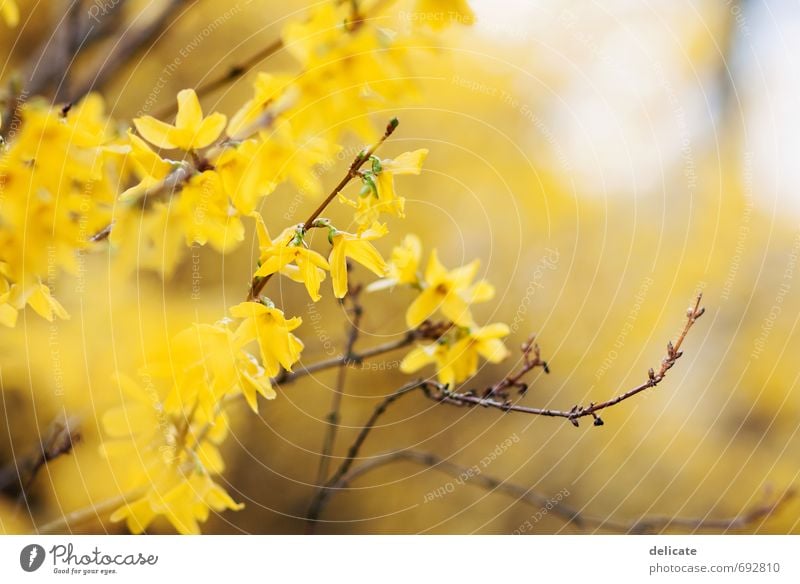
top-left (1, 0), bottom-right (799, 534)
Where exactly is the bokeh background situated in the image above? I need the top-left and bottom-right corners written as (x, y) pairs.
top-left (1, 0), bottom-right (800, 534)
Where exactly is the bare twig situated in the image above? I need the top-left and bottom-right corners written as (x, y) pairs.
top-left (314, 280), bottom-right (363, 486)
top-left (305, 379), bottom-right (437, 531)
top-left (37, 490), bottom-right (143, 534)
top-left (324, 449), bottom-right (795, 534)
top-left (70, 0), bottom-right (196, 100)
top-left (152, 0), bottom-right (395, 119)
top-left (305, 295), bottom-right (706, 529)
top-left (434, 294), bottom-right (705, 427)
top-left (278, 332), bottom-right (416, 384)
top-left (0, 414), bottom-right (82, 498)
top-left (153, 38), bottom-right (283, 119)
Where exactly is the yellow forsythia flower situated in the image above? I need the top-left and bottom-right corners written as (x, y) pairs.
top-left (101, 375), bottom-right (242, 534)
top-left (176, 171), bottom-right (244, 252)
top-left (227, 72), bottom-right (293, 140)
top-left (230, 302), bottom-right (304, 378)
top-left (401, 323), bottom-right (510, 386)
top-left (144, 322), bottom-right (275, 418)
top-left (406, 250), bottom-right (494, 329)
top-left (329, 223), bottom-right (388, 298)
top-left (110, 471), bottom-right (243, 536)
top-left (119, 132), bottom-right (182, 201)
top-left (252, 214), bottom-right (330, 302)
top-left (400, 342), bottom-right (456, 386)
top-left (134, 89), bottom-right (227, 150)
top-left (340, 149), bottom-right (428, 227)
top-left (0, 0), bottom-right (18, 27)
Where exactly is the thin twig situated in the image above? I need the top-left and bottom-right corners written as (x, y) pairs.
top-left (314, 281), bottom-right (363, 486)
top-left (279, 331), bottom-right (418, 384)
top-left (0, 414), bottom-right (82, 498)
top-left (305, 295), bottom-right (706, 528)
top-left (247, 117), bottom-right (399, 301)
top-left (153, 38), bottom-right (283, 120)
top-left (305, 379), bottom-right (436, 531)
top-left (152, 0), bottom-right (395, 119)
top-left (325, 449), bottom-right (795, 534)
top-left (70, 0), bottom-right (196, 99)
top-left (37, 490), bottom-right (143, 534)
top-left (435, 294), bottom-right (705, 427)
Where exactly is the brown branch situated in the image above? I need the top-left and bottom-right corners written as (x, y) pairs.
top-left (276, 330), bottom-right (418, 385)
top-left (324, 449), bottom-right (795, 534)
top-left (305, 379), bottom-right (437, 531)
top-left (153, 38), bottom-right (283, 120)
top-left (314, 280), bottom-right (363, 486)
top-left (433, 294), bottom-right (705, 427)
top-left (247, 117), bottom-right (399, 301)
top-left (0, 414), bottom-right (81, 498)
top-left (151, 0), bottom-right (395, 119)
top-left (304, 294), bottom-right (706, 529)
top-left (70, 0), bottom-right (196, 100)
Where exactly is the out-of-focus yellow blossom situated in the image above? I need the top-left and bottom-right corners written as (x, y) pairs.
top-left (175, 171), bottom-right (244, 252)
top-left (0, 95), bottom-right (119, 323)
top-left (134, 89), bottom-right (226, 151)
top-left (252, 214), bottom-right (330, 302)
top-left (282, 3), bottom-right (419, 141)
top-left (142, 322), bottom-right (274, 419)
top-left (405, 250), bottom-right (494, 329)
top-left (368, 234), bottom-right (423, 291)
top-left (110, 470), bottom-right (243, 535)
top-left (329, 223), bottom-right (388, 298)
top-left (0, 279), bottom-right (69, 327)
top-left (414, 0), bottom-right (476, 30)
top-left (401, 324), bottom-right (510, 386)
top-left (101, 374), bottom-right (241, 535)
top-left (216, 139), bottom-right (277, 215)
top-left (0, 0), bottom-right (18, 27)
top-left (254, 122), bottom-right (338, 198)
top-left (230, 301), bottom-right (304, 378)
top-left (341, 149), bottom-right (428, 227)
top-left (227, 73), bottom-right (293, 140)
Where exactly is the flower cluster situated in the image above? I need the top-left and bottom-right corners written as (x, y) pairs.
top-left (1, 0), bottom-right (491, 534)
top-left (0, 95), bottom-right (121, 326)
top-left (369, 236), bottom-right (510, 387)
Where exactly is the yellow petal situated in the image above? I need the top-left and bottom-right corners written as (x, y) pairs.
top-left (477, 338), bottom-right (510, 363)
top-left (110, 498), bottom-right (156, 535)
top-left (133, 116), bottom-right (180, 149)
top-left (383, 149), bottom-right (428, 175)
top-left (406, 287), bottom-right (442, 329)
top-left (329, 238), bottom-right (349, 299)
top-left (27, 284), bottom-right (70, 321)
top-left (468, 280), bottom-right (495, 303)
top-left (175, 89), bottom-right (204, 130)
top-left (400, 345), bottom-right (436, 373)
top-left (449, 259), bottom-right (480, 289)
top-left (424, 249), bottom-right (448, 284)
top-left (441, 292), bottom-right (473, 327)
top-left (0, 302), bottom-right (18, 327)
top-left (347, 240), bottom-right (387, 277)
top-left (192, 112), bottom-right (227, 149)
